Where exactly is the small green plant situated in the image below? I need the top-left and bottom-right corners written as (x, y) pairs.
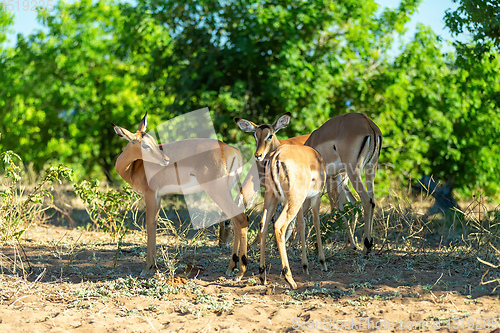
top-left (0, 150), bottom-right (73, 244)
top-left (284, 299), bottom-right (302, 305)
top-left (320, 200), bottom-right (362, 245)
top-left (159, 246), bottom-right (178, 281)
top-left (74, 180), bottom-right (140, 240)
top-left (74, 180), bottom-right (141, 269)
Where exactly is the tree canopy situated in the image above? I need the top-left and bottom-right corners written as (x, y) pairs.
top-left (0, 0), bottom-right (499, 196)
top-left (445, 0), bottom-right (500, 55)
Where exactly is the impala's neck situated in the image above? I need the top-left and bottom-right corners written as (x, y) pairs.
top-left (115, 145), bottom-right (142, 183)
top-left (268, 135), bottom-right (282, 154)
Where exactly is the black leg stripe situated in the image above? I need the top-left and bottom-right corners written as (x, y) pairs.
top-left (357, 135), bottom-right (369, 164)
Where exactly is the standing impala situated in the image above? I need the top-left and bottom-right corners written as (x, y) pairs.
top-left (304, 113), bottom-right (382, 253)
top-left (236, 114), bottom-right (327, 289)
top-left (112, 114), bottom-right (249, 279)
top-left (237, 112), bottom-right (382, 254)
top-left (234, 133), bottom-right (310, 211)
top-left (234, 120), bottom-right (309, 244)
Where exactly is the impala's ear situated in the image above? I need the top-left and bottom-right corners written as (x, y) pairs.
top-left (137, 113), bottom-right (147, 132)
top-left (272, 112), bottom-right (291, 132)
top-left (235, 118), bottom-right (258, 133)
top-left (112, 123), bottom-right (134, 141)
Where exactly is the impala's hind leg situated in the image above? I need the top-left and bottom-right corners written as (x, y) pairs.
top-left (218, 221), bottom-right (233, 246)
top-left (334, 174), bottom-right (357, 249)
top-left (345, 167), bottom-right (373, 254)
top-left (204, 185), bottom-right (249, 280)
top-left (363, 161), bottom-right (378, 253)
top-left (297, 206), bottom-right (308, 275)
top-left (311, 194), bottom-right (327, 271)
top-left (274, 203), bottom-right (303, 289)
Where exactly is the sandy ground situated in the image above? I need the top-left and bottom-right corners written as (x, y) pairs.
top-left (1, 224), bottom-right (499, 333)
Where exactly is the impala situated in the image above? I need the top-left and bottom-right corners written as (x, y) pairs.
top-left (234, 133), bottom-right (310, 210)
top-left (235, 119), bottom-right (309, 244)
top-left (304, 112), bottom-right (382, 253)
top-left (237, 112), bottom-right (382, 254)
top-left (112, 114), bottom-right (249, 279)
top-left (236, 114), bottom-right (327, 289)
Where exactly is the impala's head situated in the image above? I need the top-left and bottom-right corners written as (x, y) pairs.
top-left (112, 113), bottom-right (170, 166)
top-left (235, 113), bottom-right (291, 161)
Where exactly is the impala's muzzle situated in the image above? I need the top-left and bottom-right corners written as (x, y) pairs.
top-left (160, 158), bottom-right (170, 167)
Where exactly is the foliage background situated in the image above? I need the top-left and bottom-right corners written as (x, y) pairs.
top-left (0, 0), bottom-right (499, 197)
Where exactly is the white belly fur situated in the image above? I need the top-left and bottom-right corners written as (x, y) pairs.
top-left (306, 189), bottom-right (321, 199)
top-left (325, 160), bottom-right (344, 177)
top-left (156, 176), bottom-right (203, 196)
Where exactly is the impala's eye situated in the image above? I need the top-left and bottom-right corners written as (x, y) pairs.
top-left (265, 133), bottom-right (272, 141)
top-left (141, 142), bottom-right (152, 150)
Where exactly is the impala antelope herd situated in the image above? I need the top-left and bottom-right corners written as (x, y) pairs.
top-left (113, 111), bottom-right (382, 289)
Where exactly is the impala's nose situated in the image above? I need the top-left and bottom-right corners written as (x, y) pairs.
top-left (255, 153), bottom-right (263, 161)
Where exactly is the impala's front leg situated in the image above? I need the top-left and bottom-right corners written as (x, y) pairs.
top-left (142, 192), bottom-right (160, 276)
top-left (259, 194), bottom-right (278, 285)
top-left (235, 214), bottom-right (249, 281)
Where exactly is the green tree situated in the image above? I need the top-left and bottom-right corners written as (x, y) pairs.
top-left (141, 0), bottom-right (420, 141)
top-left (0, 7), bottom-right (13, 48)
top-left (0, 0), bottom-right (173, 181)
top-left (443, 0), bottom-right (500, 193)
top-left (1, 0), bottom-right (421, 183)
top-left (445, 0), bottom-right (500, 54)
top-left (2, 0), bottom-right (499, 196)
top-left (355, 25), bottom-right (500, 194)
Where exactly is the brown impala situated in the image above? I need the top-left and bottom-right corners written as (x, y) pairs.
top-left (112, 114), bottom-right (249, 279)
top-left (236, 113), bottom-right (328, 289)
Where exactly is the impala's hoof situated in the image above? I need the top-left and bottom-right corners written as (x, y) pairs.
top-left (364, 237), bottom-right (374, 254)
top-left (285, 277), bottom-right (297, 290)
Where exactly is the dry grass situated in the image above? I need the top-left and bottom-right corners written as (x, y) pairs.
top-left (1, 167), bottom-right (499, 331)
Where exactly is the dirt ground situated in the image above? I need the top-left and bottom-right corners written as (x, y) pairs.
top-left (0, 223), bottom-right (499, 333)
